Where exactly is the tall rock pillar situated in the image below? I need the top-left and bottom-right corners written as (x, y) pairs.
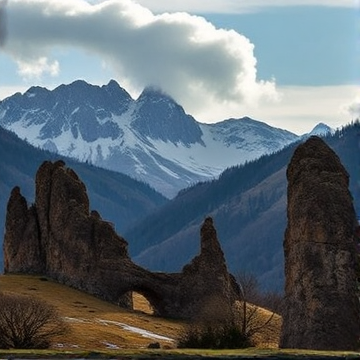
top-left (280, 136), bottom-right (360, 350)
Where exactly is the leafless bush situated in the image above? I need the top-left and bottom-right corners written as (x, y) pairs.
top-left (236, 272), bottom-right (282, 344)
top-left (0, 292), bottom-right (68, 349)
top-left (178, 296), bottom-right (253, 349)
top-left (178, 274), bottom-right (282, 349)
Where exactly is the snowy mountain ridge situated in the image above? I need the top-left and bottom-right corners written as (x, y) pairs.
top-left (0, 79), bottom-right (308, 197)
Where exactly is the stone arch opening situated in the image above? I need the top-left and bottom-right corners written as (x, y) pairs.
top-left (132, 292), bottom-right (153, 315)
top-left (132, 286), bottom-right (165, 316)
top-left (118, 285), bottom-right (165, 317)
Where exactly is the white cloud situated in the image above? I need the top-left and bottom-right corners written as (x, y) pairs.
top-left (134, 0), bottom-right (357, 14)
top-left (345, 98), bottom-right (360, 119)
top-left (0, 85), bottom-right (29, 100)
top-left (265, 85), bottom-right (360, 134)
top-left (3, 0), bottom-right (277, 112)
top-left (191, 85), bottom-right (360, 135)
top-left (17, 56), bottom-right (60, 79)
top-left (1, 0), bottom-right (356, 136)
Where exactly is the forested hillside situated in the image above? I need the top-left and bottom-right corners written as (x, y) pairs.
top-left (0, 127), bottom-right (168, 267)
top-left (126, 122), bottom-right (360, 291)
top-left (1, 121), bottom-right (358, 290)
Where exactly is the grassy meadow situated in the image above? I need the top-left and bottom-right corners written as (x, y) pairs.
top-left (0, 274), bottom-right (183, 350)
top-left (0, 274), bottom-right (283, 352)
top-left (1, 274), bottom-right (358, 358)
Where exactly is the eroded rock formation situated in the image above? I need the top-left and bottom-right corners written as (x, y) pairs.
top-left (280, 136), bottom-right (360, 350)
top-left (3, 160), bottom-right (239, 319)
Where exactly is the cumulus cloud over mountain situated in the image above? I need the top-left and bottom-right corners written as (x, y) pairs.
top-left (3, 0), bottom-right (277, 116)
top-left (346, 99), bottom-right (360, 119)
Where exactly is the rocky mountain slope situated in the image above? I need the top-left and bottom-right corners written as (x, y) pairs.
top-left (0, 126), bottom-right (167, 269)
top-left (125, 122), bottom-right (360, 291)
top-left (0, 80), bottom-right (299, 197)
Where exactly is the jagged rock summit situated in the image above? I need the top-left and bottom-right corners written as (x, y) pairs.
top-left (0, 80), bottom-right (298, 197)
top-left (280, 136), bottom-right (360, 350)
top-left (3, 160), bottom-right (239, 319)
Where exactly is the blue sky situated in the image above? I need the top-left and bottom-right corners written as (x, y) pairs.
top-left (0, 0), bottom-right (358, 134)
top-left (203, 7), bottom-right (359, 86)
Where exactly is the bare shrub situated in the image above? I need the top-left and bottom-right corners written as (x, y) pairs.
top-left (0, 292), bottom-right (68, 349)
top-left (178, 321), bottom-right (252, 349)
top-left (236, 272), bottom-right (282, 346)
top-left (178, 296), bottom-right (253, 349)
top-left (178, 274), bottom-right (282, 349)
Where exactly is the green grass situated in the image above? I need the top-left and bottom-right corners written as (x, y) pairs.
top-left (0, 348), bottom-right (359, 359)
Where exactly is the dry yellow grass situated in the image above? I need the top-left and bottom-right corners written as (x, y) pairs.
top-left (247, 304), bottom-right (282, 348)
top-left (0, 277), bottom-right (357, 358)
top-left (0, 275), bottom-right (282, 351)
top-left (0, 274), bottom-right (184, 351)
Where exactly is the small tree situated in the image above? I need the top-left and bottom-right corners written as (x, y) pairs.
top-left (236, 272), bottom-right (282, 345)
top-left (0, 292), bottom-right (68, 349)
top-left (178, 275), bottom-right (282, 349)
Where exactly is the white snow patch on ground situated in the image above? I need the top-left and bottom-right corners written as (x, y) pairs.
top-left (101, 341), bottom-right (120, 349)
top-left (97, 319), bottom-right (174, 342)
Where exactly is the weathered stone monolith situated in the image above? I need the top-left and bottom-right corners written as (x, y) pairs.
top-left (3, 160), bottom-right (239, 320)
top-left (280, 136), bottom-right (360, 350)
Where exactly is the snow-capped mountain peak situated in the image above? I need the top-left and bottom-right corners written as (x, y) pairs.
top-left (0, 80), bottom-right (300, 197)
top-left (307, 122), bottom-right (333, 136)
top-left (132, 86), bottom-right (203, 145)
top-left (136, 85), bottom-right (172, 103)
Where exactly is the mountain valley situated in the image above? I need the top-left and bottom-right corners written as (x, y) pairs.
top-left (125, 122), bottom-right (360, 291)
top-left (0, 80), bottom-right (354, 294)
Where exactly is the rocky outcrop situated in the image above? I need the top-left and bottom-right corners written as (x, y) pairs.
top-left (3, 160), bottom-right (239, 319)
top-left (4, 187), bottom-right (43, 274)
top-left (280, 136), bottom-right (360, 350)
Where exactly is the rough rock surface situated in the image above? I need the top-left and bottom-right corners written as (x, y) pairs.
top-left (280, 136), bottom-right (360, 350)
top-left (3, 160), bottom-right (239, 319)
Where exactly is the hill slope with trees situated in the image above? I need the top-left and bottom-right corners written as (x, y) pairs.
top-left (126, 122), bottom-right (360, 291)
top-left (0, 127), bottom-right (168, 268)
